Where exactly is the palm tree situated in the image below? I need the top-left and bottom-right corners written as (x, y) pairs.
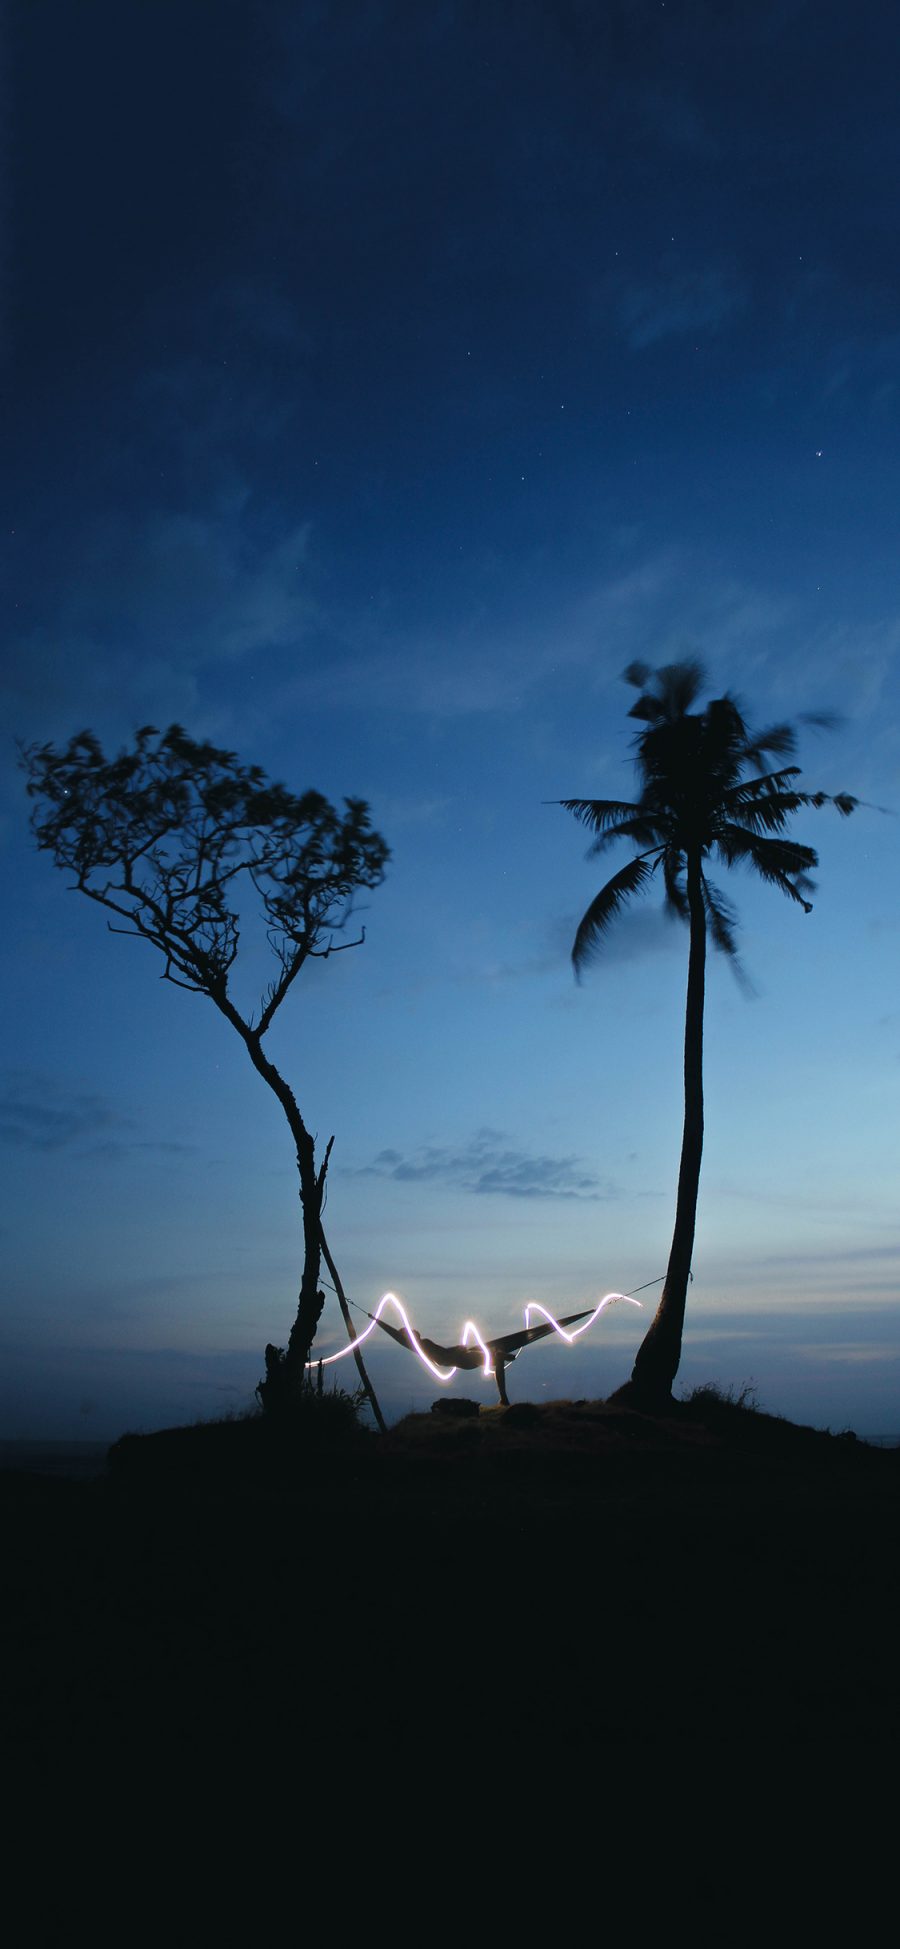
top-left (561, 660), bottom-right (857, 1411)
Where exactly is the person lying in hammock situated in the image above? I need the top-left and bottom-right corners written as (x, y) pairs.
top-left (368, 1303), bottom-right (600, 1406)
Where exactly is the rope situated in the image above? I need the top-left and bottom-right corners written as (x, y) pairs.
top-left (319, 1269), bottom-right (675, 1322)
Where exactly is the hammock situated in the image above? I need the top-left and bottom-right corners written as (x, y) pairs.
top-left (311, 1288), bottom-right (640, 1405)
top-left (367, 1304), bottom-right (598, 1370)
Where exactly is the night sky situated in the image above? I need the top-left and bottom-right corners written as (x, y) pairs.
top-left (2, 0), bottom-right (898, 1439)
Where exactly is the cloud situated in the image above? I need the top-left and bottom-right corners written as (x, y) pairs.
top-left (821, 332), bottom-right (900, 419)
top-left (803, 1344), bottom-right (899, 1366)
top-left (4, 495), bottom-right (317, 754)
top-left (0, 1070), bottom-right (197, 1159)
top-left (0, 1071), bottom-right (121, 1151)
top-left (272, 618), bottom-right (533, 722)
top-left (2, 496), bottom-right (820, 773)
top-left (570, 549), bottom-right (793, 695)
top-left (361, 1127), bottom-right (615, 1201)
top-left (266, 545), bottom-right (793, 729)
top-left (94, 508), bottom-right (315, 668)
top-left (614, 263), bottom-right (747, 349)
top-left (756, 1242), bottom-right (900, 1269)
top-left (87, 1139), bottom-right (199, 1161)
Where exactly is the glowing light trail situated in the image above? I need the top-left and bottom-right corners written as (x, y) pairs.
top-left (523, 1295), bottom-right (638, 1345)
top-left (313, 1292), bottom-right (456, 1380)
top-left (460, 1318), bottom-right (495, 1378)
top-left (309, 1290), bottom-right (641, 1386)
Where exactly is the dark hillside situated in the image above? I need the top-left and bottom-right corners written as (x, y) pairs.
top-left (4, 1395), bottom-right (898, 1762)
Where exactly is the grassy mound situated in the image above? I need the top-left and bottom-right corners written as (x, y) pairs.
top-left (107, 1384), bottom-right (370, 1489)
top-left (4, 1382), bottom-right (900, 1754)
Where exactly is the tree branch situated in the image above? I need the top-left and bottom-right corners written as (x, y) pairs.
top-left (308, 926), bottom-right (366, 959)
top-left (256, 944), bottom-right (309, 1038)
top-left (319, 1220), bottom-right (387, 1433)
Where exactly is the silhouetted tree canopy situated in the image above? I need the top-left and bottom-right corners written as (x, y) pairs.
top-left (23, 723), bottom-right (389, 1020)
top-left (22, 723), bottom-right (390, 1417)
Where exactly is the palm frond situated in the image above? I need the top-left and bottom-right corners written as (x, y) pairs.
top-left (723, 769), bottom-right (804, 829)
top-left (627, 658), bottom-right (707, 725)
top-left (715, 824), bottom-right (819, 879)
top-left (740, 722), bottom-right (798, 771)
top-left (716, 825), bottom-right (817, 910)
top-left (724, 767), bottom-right (802, 801)
top-left (559, 797), bottom-right (642, 833)
top-left (586, 814), bottom-right (669, 857)
top-left (627, 692), bottom-right (666, 723)
top-left (661, 844), bottom-right (689, 921)
top-left (558, 661), bottom-right (858, 989)
top-left (701, 873), bottom-right (755, 991)
top-left (719, 794), bottom-right (803, 836)
top-left (721, 774), bottom-right (855, 835)
top-left (656, 660), bottom-right (707, 719)
top-left (776, 873), bottom-right (815, 911)
top-left (700, 872), bottom-right (739, 958)
top-left (809, 790), bottom-right (858, 816)
top-left (572, 853), bottom-right (657, 977)
top-left (700, 694), bottom-right (750, 774)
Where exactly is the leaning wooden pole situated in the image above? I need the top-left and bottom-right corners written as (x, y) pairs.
top-left (319, 1221), bottom-right (387, 1433)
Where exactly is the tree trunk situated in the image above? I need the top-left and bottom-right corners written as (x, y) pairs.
top-left (231, 1026), bottom-right (328, 1411)
top-left (627, 850), bottom-right (706, 1409)
top-left (283, 1125), bottom-right (328, 1386)
top-left (209, 992), bottom-right (379, 1418)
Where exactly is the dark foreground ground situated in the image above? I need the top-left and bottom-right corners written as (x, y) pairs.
top-left (4, 1390), bottom-right (899, 1764)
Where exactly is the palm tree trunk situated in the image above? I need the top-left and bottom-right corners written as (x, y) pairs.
top-left (628, 849), bottom-right (706, 1408)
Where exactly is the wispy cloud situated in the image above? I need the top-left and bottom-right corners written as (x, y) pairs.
top-left (0, 1070), bottom-right (120, 1151)
top-left (572, 549), bottom-right (792, 689)
top-left (803, 1344), bottom-right (899, 1366)
top-left (359, 1127), bottom-right (615, 1201)
top-left (0, 1070), bottom-right (196, 1159)
top-left (88, 1138), bottom-right (199, 1161)
top-left (756, 1242), bottom-right (900, 1269)
top-left (614, 262), bottom-right (747, 349)
top-left (5, 497), bottom-right (317, 752)
top-left (266, 546), bottom-right (793, 729)
top-left (821, 332), bottom-right (900, 419)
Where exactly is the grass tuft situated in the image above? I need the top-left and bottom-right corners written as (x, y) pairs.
top-left (681, 1379), bottom-right (760, 1414)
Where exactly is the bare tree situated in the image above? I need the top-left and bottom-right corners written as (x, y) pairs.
top-left (21, 723), bottom-right (389, 1421)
